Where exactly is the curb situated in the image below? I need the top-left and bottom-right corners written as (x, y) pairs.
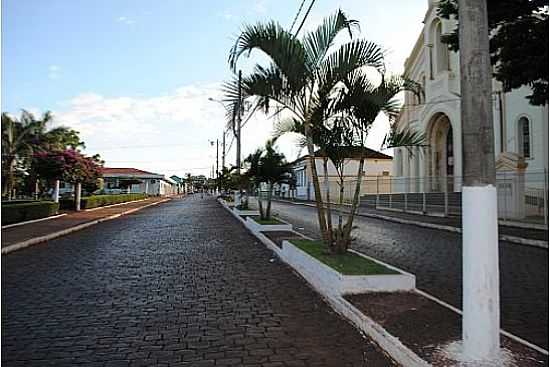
top-left (274, 199), bottom-right (548, 249)
top-left (1, 213), bottom-right (68, 229)
top-left (84, 198), bottom-right (148, 211)
top-left (218, 198), bottom-right (430, 366)
top-left (1, 199), bottom-right (171, 255)
top-left (242, 199), bottom-right (549, 359)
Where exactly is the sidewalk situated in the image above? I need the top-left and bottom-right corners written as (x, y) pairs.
top-left (273, 198), bottom-right (548, 246)
top-left (1, 197), bottom-right (170, 254)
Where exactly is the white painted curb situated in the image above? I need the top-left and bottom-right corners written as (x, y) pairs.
top-left (2, 199), bottom-right (171, 255)
top-left (2, 213), bottom-right (68, 229)
top-left (218, 199), bottom-right (426, 365)
top-left (233, 208), bottom-right (260, 217)
top-left (280, 240), bottom-right (415, 294)
top-left (245, 216), bottom-right (293, 234)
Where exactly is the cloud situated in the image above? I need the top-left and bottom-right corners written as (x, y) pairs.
top-left (48, 65), bottom-right (60, 80)
top-left (116, 16), bottom-right (136, 25)
top-left (218, 10), bottom-right (234, 20)
top-left (50, 83), bottom-right (278, 177)
top-left (253, 0), bottom-right (267, 14)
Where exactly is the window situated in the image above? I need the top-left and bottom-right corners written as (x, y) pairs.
top-left (518, 117), bottom-right (531, 158)
top-left (434, 22), bottom-right (449, 74)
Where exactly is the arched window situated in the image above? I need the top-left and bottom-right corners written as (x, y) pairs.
top-left (518, 117), bottom-right (531, 158)
top-left (434, 22), bottom-right (449, 73)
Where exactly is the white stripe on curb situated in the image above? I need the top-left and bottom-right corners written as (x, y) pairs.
top-left (1, 199), bottom-right (171, 255)
top-left (274, 200), bottom-right (548, 249)
top-left (2, 213), bottom-right (68, 229)
top-left (240, 199), bottom-right (549, 359)
top-left (218, 198), bottom-right (430, 366)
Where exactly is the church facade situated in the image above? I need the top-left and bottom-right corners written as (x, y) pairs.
top-left (393, 2), bottom-right (548, 195)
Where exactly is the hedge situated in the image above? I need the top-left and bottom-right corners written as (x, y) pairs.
top-left (60, 193), bottom-right (147, 210)
top-left (2, 201), bottom-right (60, 225)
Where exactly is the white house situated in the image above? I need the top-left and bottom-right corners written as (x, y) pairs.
top-left (102, 168), bottom-right (178, 196)
top-left (390, 1), bottom-right (548, 222)
top-left (287, 147), bottom-right (393, 201)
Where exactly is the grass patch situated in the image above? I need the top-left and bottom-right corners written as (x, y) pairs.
top-left (289, 239), bottom-right (398, 276)
top-left (250, 216), bottom-right (284, 225)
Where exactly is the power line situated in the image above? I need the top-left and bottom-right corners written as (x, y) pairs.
top-left (294, 0), bottom-right (316, 36)
top-left (289, 0), bottom-right (307, 33)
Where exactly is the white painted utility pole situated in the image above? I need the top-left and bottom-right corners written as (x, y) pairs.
top-left (53, 180), bottom-right (60, 203)
top-left (75, 182), bottom-right (82, 211)
top-left (458, 0), bottom-right (500, 361)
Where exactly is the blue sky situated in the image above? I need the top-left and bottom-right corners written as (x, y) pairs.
top-left (2, 0), bottom-right (426, 177)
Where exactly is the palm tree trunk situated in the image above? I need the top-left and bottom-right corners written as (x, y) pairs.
top-left (266, 182), bottom-right (273, 219)
top-left (343, 156), bottom-right (365, 246)
top-left (7, 158), bottom-right (16, 200)
top-left (323, 158), bottom-right (333, 248)
top-left (304, 124), bottom-right (328, 243)
top-left (336, 175), bottom-right (346, 253)
top-left (258, 187), bottom-right (265, 219)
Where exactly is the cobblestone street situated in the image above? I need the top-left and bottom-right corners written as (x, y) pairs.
top-left (2, 197), bottom-right (394, 367)
top-left (268, 200), bottom-right (549, 350)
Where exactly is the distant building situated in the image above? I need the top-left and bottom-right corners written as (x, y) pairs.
top-left (102, 168), bottom-right (177, 196)
top-left (169, 175), bottom-right (186, 194)
top-left (287, 147), bottom-right (393, 201)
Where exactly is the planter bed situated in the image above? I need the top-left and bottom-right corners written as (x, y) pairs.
top-left (281, 239), bottom-right (415, 294)
top-left (232, 208), bottom-right (260, 216)
top-left (245, 216), bottom-right (293, 234)
top-left (264, 230), bottom-right (304, 248)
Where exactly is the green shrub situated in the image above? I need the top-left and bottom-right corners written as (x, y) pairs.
top-left (58, 193), bottom-right (147, 210)
top-left (2, 201), bottom-right (60, 225)
top-left (80, 193), bottom-right (147, 209)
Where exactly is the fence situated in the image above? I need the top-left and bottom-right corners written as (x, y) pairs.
top-left (277, 170), bottom-right (549, 226)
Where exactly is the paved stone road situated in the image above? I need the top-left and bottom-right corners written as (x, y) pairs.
top-left (2, 196), bottom-right (394, 367)
top-left (266, 200), bottom-right (549, 350)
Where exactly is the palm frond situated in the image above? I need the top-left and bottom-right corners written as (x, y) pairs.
top-left (228, 21), bottom-right (308, 91)
top-left (302, 9), bottom-right (359, 69)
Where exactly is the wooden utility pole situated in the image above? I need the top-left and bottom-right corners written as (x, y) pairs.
top-left (458, 0), bottom-right (500, 361)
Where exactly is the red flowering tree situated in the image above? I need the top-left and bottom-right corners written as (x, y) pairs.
top-left (33, 149), bottom-right (103, 192)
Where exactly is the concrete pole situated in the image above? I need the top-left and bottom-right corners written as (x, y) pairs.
top-left (75, 182), bottom-right (82, 211)
top-left (53, 180), bottom-right (60, 203)
top-left (235, 70), bottom-right (243, 206)
top-left (459, 0), bottom-right (500, 361)
top-left (216, 138), bottom-right (219, 193)
top-left (222, 132), bottom-right (226, 169)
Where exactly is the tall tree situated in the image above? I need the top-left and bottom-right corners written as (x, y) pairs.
top-left (225, 9), bottom-right (385, 243)
top-left (438, 0), bottom-right (548, 105)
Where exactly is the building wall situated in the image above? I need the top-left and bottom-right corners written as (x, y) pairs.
top-left (393, 3), bottom-right (548, 191)
top-left (293, 157), bottom-right (393, 200)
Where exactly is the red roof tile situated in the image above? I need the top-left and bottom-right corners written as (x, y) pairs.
top-left (102, 167), bottom-right (160, 176)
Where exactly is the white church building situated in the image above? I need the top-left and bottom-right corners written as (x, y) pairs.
top-left (389, 1), bottom-right (548, 224)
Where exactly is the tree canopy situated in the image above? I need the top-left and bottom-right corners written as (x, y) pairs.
top-left (437, 0), bottom-right (548, 105)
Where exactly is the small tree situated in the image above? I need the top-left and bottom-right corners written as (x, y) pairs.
top-left (245, 140), bottom-right (291, 220)
top-left (32, 149), bottom-right (103, 203)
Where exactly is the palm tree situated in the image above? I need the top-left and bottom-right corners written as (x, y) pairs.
top-left (272, 73), bottom-right (425, 253)
top-left (224, 9), bottom-right (385, 243)
top-left (1, 111), bottom-right (51, 198)
top-left (244, 140), bottom-right (291, 220)
top-left (1, 110), bottom-right (85, 199)
top-left (329, 73), bottom-right (425, 252)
